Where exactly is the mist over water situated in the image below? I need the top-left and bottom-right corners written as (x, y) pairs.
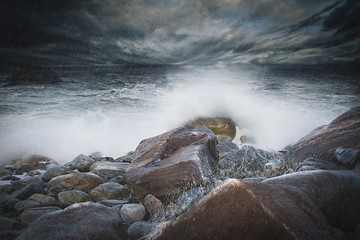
top-left (0, 64), bottom-right (359, 164)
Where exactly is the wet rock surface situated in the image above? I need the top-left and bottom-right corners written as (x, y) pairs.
top-left (153, 179), bottom-right (336, 240)
top-left (16, 202), bottom-right (128, 240)
top-left (287, 106), bottom-right (360, 169)
top-left (265, 169), bottom-right (360, 231)
top-left (0, 109), bottom-right (359, 239)
top-left (125, 125), bottom-right (219, 200)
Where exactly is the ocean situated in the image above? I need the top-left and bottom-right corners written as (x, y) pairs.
top-left (0, 63), bottom-right (359, 164)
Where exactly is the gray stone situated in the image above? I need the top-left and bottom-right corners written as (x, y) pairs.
top-left (1, 175), bottom-right (20, 181)
top-left (335, 147), bottom-right (360, 169)
top-left (15, 199), bottom-right (40, 212)
top-left (3, 197), bottom-right (20, 211)
top-left (116, 151), bottom-right (135, 163)
top-left (58, 190), bottom-right (90, 204)
top-left (90, 182), bottom-right (130, 201)
top-left (0, 216), bottom-right (18, 231)
top-left (143, 194), bottom-right (165, 221)
top-left (91, 161), bottom-right (130, 180)
top-left (0, 168), bottom-right (12, 178)
top-left (109, 175), bottom-right (126, 185)
top-left (17, 202), bottom-right (128, 240)
top-left (128, 221), bottom-right (156, 240)
top-left (176, 187), bottom-right (205, 211)
top-left (99, 199), bottom-right (129, 207)
top-left (0, 182), bottom-right (13, 194)
top-left (21, 206), bottom-right (61, 226)
top-left (42, 166), bottom-right (68, 182)
top-left (28, 193), bottom-right (55, 203)
top-left (217, 142), bottom-right (239, 159)
top-left (12, 179), bottom-right (46, 200)
top-left (65, 154), bottom-right (95, 172)
top-left (47, 172), bottom-right (105, 192)
top-left (120, 203), bottom-right (146, 224)
top-left (263, 158), bottom-right (283, 177)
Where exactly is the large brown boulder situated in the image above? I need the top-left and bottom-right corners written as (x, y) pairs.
top-left (16, 202), bottom-right (128, 240)
top-left (287, 106), bottom-right (360, 169)
top-left (153, 179), bottom-right (336, 240)
top-left (187, 117), bottom-right (237, 139)
top-left (125, 125), bottom-right (219, 200)
top-left (47, 172), bottom-right (105, 192)
top-left (8, 66), bottom-right (61, 85)
top-left (264, 169), bottom-right (360, 231)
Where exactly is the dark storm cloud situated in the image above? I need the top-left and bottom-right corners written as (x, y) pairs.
top-left (0, 0), bottom-right (358, 65)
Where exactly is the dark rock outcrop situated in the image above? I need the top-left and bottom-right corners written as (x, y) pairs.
top-left (218, 145), bottom-right (276, 179)
top-left (8, 66), bottom-right (61, 85)
top-left (264, 169), bottom-right (360, 231)
top-left (287, 106), bottom-right (360, 169)
top-left (125, 125), bottom-right (219, 200)
top-left (153, 179), bottom-right (336, 240)
top-left (187, 117), bottom-right (237, 139)
top-left (16, 202), bottom-right (128, 240)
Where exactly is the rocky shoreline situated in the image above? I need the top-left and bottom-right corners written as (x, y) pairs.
top-left (0, 108), bottom-right (359, 239)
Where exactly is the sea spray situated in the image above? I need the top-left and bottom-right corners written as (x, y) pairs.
top-left (0, 64), bottom-right (357, 164)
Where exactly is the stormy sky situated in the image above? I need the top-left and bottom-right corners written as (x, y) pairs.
top-left (0, 0), bottom-right (359, 66)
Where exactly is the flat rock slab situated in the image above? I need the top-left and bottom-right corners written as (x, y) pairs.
top-left (153, 179), bottom-right (336, 240)
top-left (17, 202), bottom-right (128, 240)
top-left (91, 161), bottom-right (130, 180)
top-left (47, 172), bottom-right (105, 192)
top-left (288, 106), bottom-right (360, 168)
top-left (125, 125), bottom-right (219, 200)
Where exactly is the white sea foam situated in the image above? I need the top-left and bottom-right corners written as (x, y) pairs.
top-left (0, 64), bottom-right (356, 164)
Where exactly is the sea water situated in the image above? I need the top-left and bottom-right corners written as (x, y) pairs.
top-left (0, 63), bottom-right (359, 163)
